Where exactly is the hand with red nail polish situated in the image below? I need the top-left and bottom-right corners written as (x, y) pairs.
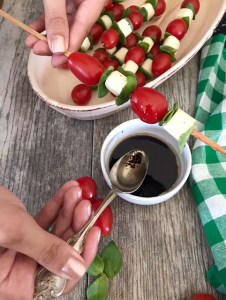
top-left (0, 181), bottom-right (100, 299)
top-left (25, 0), bottom-right (106, 67)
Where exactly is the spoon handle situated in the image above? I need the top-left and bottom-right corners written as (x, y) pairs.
top-left (34, 189), bottom-right (117, 300)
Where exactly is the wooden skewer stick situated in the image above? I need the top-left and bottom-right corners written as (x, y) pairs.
top-left (0, 9), bottom-right (71, 57)
top-left (192, 129), bottom-right (226, 155)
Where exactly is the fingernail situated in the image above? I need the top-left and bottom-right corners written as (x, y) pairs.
top-left (88, 203), bottom-right (92, 216)
top-left (61, 257), bottom-right (86, 280)
top-left (51, 35), bottom-right (66, 53)
top-left (77, 187), bottom-right (82, 199)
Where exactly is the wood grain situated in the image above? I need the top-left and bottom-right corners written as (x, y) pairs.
top-left (0, 1), bottom-right (225, 300)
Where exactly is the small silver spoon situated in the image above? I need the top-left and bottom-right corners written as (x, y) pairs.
top-left (34, 149), bottom-right (149, 300)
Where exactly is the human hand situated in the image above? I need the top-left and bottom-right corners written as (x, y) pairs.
top-left (0, 181), bottom-right (100, 300)
top-left (25, 0), bottom-right (106, 67)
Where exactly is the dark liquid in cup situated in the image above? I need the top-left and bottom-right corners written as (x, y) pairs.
top-left (109, 135), bottom-right (179, 197)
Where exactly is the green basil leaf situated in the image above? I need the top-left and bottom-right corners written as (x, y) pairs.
top-left (186, 3), bottom-right (195, 19)
top-left (179, 124), bottom-right (195, 153)
top-left (101, 240), bottom-right (123, 279)
top-left (86, 274), bottom-right (109, 300)
top-left (122, 7), bottom-right (131, 18)
top-left (159, 103), bottom-right (179, 126)
top-left (140, 7), bottom-right (148, 21)
top-left (160, 45), bottom-right (176, 62)
top-left (113, 0), bottom-right (124, 3)
top-left (164, 32), bottom-right (171, 39)
top-left (115, 68), bottom-right (137, 106)
top-left (112, 21), bottom-right (126, 44)
top-left (183, 16), bottom-right (190, 28)
top-left (87, 255), bottom-right (104, 277)
top-left (98, 67), bottom-right (114, 98)
top-left (138, 41), bottom-right (150, 53)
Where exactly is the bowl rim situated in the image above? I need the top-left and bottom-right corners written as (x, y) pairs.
top-left (100, 118), bottom-right (192, 205)
top-left (27, 0), bottom-right (226, 112)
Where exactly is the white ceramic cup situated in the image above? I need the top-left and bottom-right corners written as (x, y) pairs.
top-left (100, 119), bottom-right (192, 205)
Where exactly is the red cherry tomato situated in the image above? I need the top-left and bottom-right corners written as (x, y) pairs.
top-left (93, 48), bottom-right (110, 63)
top-left (71, 84), bottom-right (92, 105)
top-left (150, 44), bottom-right (161, 58)
top-left (101, 28), bottom-right (119, 49)
top-left (123, 33), bottom-right (139, 48)
top-left (130, 87), bottom-right (168, 124)
top-left (166, 19), bottom-right (188, 40)
top-left (127, 5), bottom-right (141, 13)
top-left (105, 0), bottom-right (113, 11)
top-left (181, 0), bottom-right (200, 14)
top-left (152, 53), bottom-right (172, 77)
top-left (108, 3), bottom-right (125, 21)
top-left (103, 59), bottom-right (119, 70)
top-left (128, 11), bottom-right (144, 30)
top-left (136, 72), bottom-right (147, 87)
top-left (125, 46), bottom-right (146, 66)
top-left (68, 52), bottom-right (104, 86)
top-left (191, 294), bottom-right (216, 300)
top-left (91, 199), bottom-right (113, 236)
top-left (77, 176), bottom-right (98, 203)
top-left (154, 0), bottom-right (166, 16)
top-left (142, 25), bottom-right (162, 44)
top-left (90, 23), bottom-right (104, 44)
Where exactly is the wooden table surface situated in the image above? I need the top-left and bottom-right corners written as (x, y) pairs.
top-left (0, 1), bottom-right (225, 300)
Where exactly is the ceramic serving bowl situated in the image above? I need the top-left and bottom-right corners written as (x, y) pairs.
top-left (27, 0), bottom-right (226, 120)
top-left (100, 119), bottom-right (192, 205)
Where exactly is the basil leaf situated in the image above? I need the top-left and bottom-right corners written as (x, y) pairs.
top-left (160, 45), bottom-right (176, 62)
top-left (101, 240), bottom-right (123, 279)
top-left (138, 41), bottom-right (150, 53)
top-left (186, 3), bottom-right (195, 19)
top-left (140, 7), bottom-right (148, 21)
top-left (122, 7), bottom-right (131, 18)
top-left (86, 274), bottom-right (109, 300)
top-left (87, 255), bottom-right (104, 277)
top-left (98, 67), bottom-right (114, 98)
top-left (179, 124), bottom-right (195, 153)
top-left (159, 103), bottom-right (179, 126)
top-left (112, 21), bottom-right (127, 44)
top-left (146, 0), bottom-right (158, 9)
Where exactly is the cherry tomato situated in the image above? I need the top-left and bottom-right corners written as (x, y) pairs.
top-left (101, 29), bottom-right (119, 49)
top-left (152, 53), bottom-right (172, 77)
top-left (77, 176), bottom-right (98, 203)
top-left (154, 0), bottom-right (166, 16)
top-left (127, 5), bottom-right (141, 13)
top-left (125, 46), bottom-right (146, 66)
top-left (181, 0), bottom-right (200, 14)
top-left (93, 48), bottom-right (110, 63)
top-left (68, 52), bottom-right (104, 86)
top-left (91, 199), bottom-right (113, 236)
top-left (90, 23), bottom-right (104, 44)
top-left (71, 84), bottom-right (92, 105)
top-left (166, 19), bottom-right (188, 40)
top-left (136, 72), bottom-right (147, 87)
top-left (128, 11), bottom-right (144, 30)
top-left (191, 294), bottom-right (216, 300)
top-left (103, 59), bottom-right (119, 70)
top-left (130, 87), bottom-right (168, 124)
top-left (142, 25), bottom-right (162, 44)
top-left (150, 44), bottom-right (161, 58)
top-left (108, 3), bottom-right (125, 21)
top-left (105, 0), bottom-right (113, 11)
top-left (123, 33), bottom-right (139, 48)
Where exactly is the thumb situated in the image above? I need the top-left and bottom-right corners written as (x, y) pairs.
top-left (3, 215), bottom-right (86, 280)
top-left (43, 0), bottom-right (69, 54)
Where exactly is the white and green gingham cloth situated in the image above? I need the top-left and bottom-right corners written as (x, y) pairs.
top-left (190, 33), bottom-right (226, 294)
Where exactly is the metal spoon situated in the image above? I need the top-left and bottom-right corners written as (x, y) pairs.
top-left (34, 149), bottom-right (149, 300)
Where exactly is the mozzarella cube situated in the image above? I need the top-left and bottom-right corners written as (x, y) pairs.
top-left (122, 60), bottom-right (139, 73)
top-left (114, 47), bottom-right (128, 64)
top-left (117, 18), bottom-right (133, 38)
top-left (101, 15), bottom-right (113, 29)
top-left (140, 3), bottom-right (155, 20)
top-left (105, 70), bottom-right (128, 96)
top-left (176, 8), bottom-right (194, 23)
top-left (163, 35), bottom-right (180, 50)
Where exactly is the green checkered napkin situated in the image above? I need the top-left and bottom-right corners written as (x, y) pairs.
top-left (190, 33), bottom-right (226, 294)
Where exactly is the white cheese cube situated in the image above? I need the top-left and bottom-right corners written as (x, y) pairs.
top-left (163, 35), bottom-right (180, 50)
top-left (106, 47), bottom-right (117, 55)
top-left (176, 8), bottom-right (194, 23)
top-left (114, 47), bottom-right (128, 64)
top-left (117, 18), bottom-right (133, 38)
top-left (140, 37), bottom-right (154, 52)
top-left (122, 60), bottom-right (139, 73)
top-left (141, 58), bottom-right (153, 77)
top-left (80, 37), bottom-right (91, 52)
top-left (101, 15), bottom-right (113, 29)
top-left (105, 70), bottom-right (127, 96)
top-left (163, 109), bottom-right (196, 140)
top-left (140, 3), bottom-right (155, 20)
